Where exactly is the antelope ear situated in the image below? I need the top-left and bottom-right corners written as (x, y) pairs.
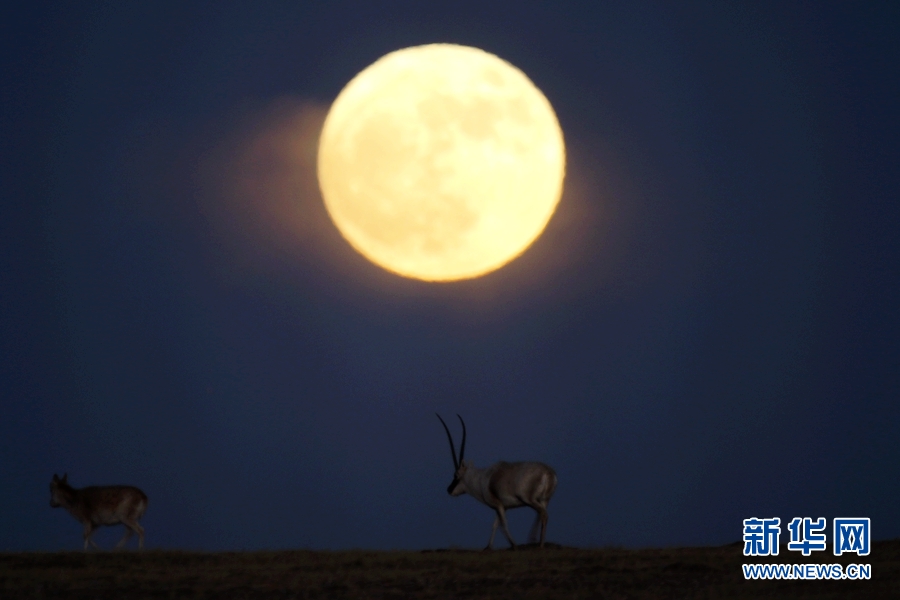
top-left (62, 473), bottom-right (68, 483)
top-left (52, 474), bottom-right (59, 482)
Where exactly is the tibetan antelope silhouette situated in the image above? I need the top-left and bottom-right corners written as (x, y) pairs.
top-left (437, 414), bottom-right (557, 549)
top-left (49, 473), bottom-right (147, 550)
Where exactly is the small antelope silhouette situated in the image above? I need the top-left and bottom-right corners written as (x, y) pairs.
top-left (49, 473), bottom-right (147, 550)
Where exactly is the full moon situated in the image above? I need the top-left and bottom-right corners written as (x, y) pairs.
top-left (317, 44), bottom-right (565, 281)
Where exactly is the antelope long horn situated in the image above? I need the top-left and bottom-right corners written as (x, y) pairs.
top-left (457, 414), bottom-right (466, 464)
top-left (436, 413), bottom-right (459, 470)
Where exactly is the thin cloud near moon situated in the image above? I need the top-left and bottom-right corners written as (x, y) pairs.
top-left (196, 99), bottom-right (339, 276)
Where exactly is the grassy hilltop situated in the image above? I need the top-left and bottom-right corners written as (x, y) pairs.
top-left (2, 540), bottom-right (898, 599)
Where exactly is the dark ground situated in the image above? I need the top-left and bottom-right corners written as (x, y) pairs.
top-left (1, 540), bottom-right (897, 599)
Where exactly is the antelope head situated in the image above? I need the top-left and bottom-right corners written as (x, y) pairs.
top-left (437, 414), bottom-right (468, 496)
top-left (49, 473), bottom-right (68, 508)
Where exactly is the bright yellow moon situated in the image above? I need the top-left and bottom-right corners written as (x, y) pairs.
top-left (317, 44), bottom-right (565, 281)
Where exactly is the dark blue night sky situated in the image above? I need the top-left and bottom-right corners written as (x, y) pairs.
top-left (2, 2), bottom-right (898, 551)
